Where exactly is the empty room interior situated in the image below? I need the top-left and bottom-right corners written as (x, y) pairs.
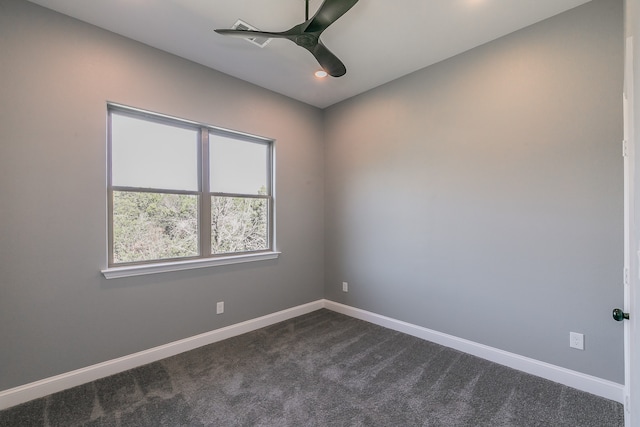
top-left (1, 0), bottom-right (639, 425)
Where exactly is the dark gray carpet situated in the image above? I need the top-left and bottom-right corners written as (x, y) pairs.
top-left (0, 309), bottom-right (625, 426)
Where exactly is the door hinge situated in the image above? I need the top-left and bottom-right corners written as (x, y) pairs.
top-left (623, 140), bottom-right (628, 157)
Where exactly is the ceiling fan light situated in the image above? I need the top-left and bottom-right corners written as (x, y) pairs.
top-left (315, 70), bottom-right (328, 78)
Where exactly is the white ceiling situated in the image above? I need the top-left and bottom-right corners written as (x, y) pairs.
top-left (28, 0), bottom-right (593, 109)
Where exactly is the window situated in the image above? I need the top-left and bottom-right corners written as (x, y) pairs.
top-left (104, 104), bottom-right (276, 276)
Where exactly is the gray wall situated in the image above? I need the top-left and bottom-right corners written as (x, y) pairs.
top-left (0, 0), bottom-right (325, 390)
top-left (324, 0), bottom-right (625, 383)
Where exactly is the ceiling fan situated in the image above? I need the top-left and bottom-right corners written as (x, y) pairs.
top-left (215, 0), bottom-right (359, 77)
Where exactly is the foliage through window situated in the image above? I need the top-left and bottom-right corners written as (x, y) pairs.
top-left (108, 105), bottom-right (273, 266)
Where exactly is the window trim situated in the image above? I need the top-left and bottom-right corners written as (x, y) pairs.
top-left (102, 103), bottom-right (278, 279)
top-left (101, 251), bottom-right (281, 279)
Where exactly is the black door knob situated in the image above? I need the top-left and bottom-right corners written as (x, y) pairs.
top-left (612, 308), bottom-right (629, 321)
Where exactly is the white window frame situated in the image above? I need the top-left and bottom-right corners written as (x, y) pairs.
top-left (102, 103), bottom-right (279, 279)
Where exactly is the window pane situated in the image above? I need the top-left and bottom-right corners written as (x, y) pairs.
top-left (210, 134), bottom-right (268, 195)
top-left (211, 196), bottom-right (268, 254)
top-left (112, 191), bottom-right (198, 263)
top-left (111, 114), bottom-right (199, 191)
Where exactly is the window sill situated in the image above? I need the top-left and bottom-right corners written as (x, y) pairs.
top-left (101, 251), bottom-right (281, 279)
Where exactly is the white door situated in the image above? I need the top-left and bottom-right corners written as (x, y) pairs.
top-left (622, 34), bottom-right (632, 425)
top-left (624, 21), bottom-right (639, 426)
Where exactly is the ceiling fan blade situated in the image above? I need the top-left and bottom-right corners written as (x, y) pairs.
top-left (305, 0), bottom-right (359, 33)
top-left (310, 41), bottom-right (346, 77)
top-left (215, 29), bottom-right (290, 40)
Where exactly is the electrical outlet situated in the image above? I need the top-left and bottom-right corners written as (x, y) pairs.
top-left (342, 282), bottom-right (348, 292)
top-left (569, 332), bottom-right (584, 350)
top-left (216, 301), bottom-right (224, 315)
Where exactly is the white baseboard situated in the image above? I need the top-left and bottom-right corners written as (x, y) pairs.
top-left (0, 298), bottom-right (624, 411)
top-left (323, 300), bottom-right (625, 404)
top-left (0, 300), bottom-right (324, 411)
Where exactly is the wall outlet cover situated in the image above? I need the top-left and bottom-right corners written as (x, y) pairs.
top-left (569, 332), bottom-right (584, 350)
